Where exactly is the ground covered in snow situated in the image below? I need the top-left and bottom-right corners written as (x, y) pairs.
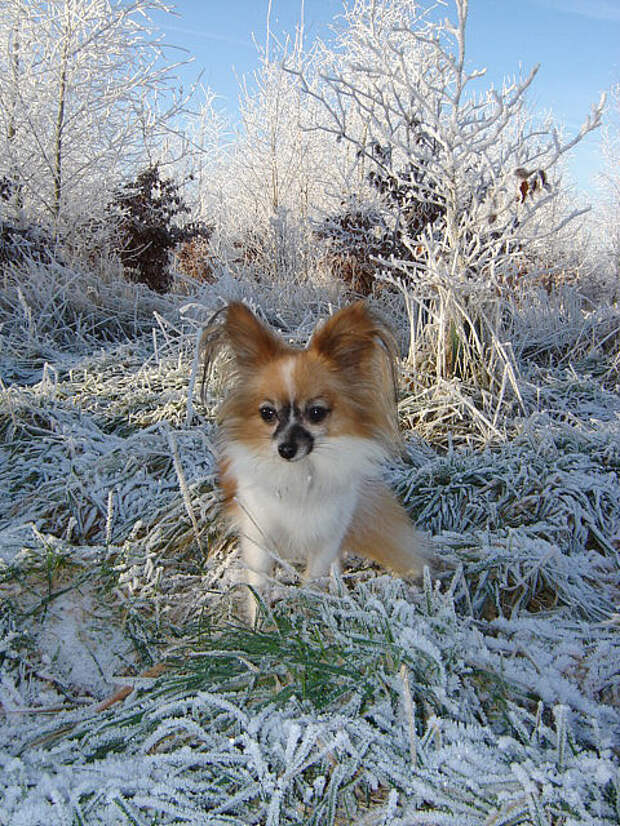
top-left (0, 267), bottom-right (618, 825)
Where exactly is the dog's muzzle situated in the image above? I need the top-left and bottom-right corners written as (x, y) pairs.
top-left (276, 423), bottom-right (314, 461)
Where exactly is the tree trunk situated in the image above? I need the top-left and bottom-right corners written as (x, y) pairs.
top-left (53, 0), bottom-right (72, 223)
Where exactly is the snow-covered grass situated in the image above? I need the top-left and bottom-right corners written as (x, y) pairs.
top-left (0, 258), bottom-right (618, 824)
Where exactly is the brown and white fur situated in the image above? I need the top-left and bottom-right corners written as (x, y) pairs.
top-left (201, 301), bottom-right (430, 620)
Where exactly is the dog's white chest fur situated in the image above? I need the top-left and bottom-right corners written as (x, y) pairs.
top-left (225, 436), bottom-right (385, 560)
top-left (240, 479), bottom-right (357, 558)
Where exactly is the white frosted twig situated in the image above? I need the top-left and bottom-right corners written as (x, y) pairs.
top-left (167, 430), bottom-right (204, 556)
top-left (400, 663), bottom-right (417, 768)
top-left (105, 488), bottom-right (115, 547)
top-left (185, 327), bottom-right (203, 427)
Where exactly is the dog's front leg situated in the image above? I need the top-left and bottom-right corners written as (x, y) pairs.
top-left (240, 528), bottom-right (274, 624)
top-left (304, 539), bottom-right (343, 582)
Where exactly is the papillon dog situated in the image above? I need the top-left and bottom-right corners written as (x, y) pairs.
top-left (201, 301), bottom-right (430, 620)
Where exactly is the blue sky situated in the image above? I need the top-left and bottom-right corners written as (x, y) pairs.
top-left (154, 0), bottom-right (619, 195)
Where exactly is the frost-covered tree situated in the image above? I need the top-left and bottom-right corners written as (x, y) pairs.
top-left (291, 0), bottom-right (605, 388)
top-left (207, 26), bottom-right (353, 282)
top-left (596, 83), bottom-right (620, 296)
top-left (163, 89), bottom-right (231, 222)
top-left (0, 0), bottom-right (193, 237)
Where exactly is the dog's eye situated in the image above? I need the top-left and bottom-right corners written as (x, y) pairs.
top-left (306, 404), bottom-right (328, 424)
top-left (259, 405), bottom-right (277, 423)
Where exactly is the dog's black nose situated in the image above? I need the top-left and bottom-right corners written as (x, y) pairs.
top-left (278, 442), bottom-right (297, 460)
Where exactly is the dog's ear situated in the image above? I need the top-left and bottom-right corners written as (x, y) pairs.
top-left (310, 301), bottom-right (397, 377)
top-left (223, 302), bottom-right (287, 370)
top-left (199, 303), bottom-right (286, 405)
top-left (310, 302), bottom-right (400, 445)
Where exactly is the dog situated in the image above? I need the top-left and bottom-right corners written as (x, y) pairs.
top-left (201, 301), bottom-right (430, 620)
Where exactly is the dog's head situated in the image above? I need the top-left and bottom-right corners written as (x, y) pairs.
top-left (201, 301), bottom-right (400, 462)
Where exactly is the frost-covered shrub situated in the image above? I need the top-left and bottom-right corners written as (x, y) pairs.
top-left (316, 198), bottom-right (388, 295)
top-left (108, 165), bottom-right (212, 293)
top-left (0, 181), bottom-right (61, 270)
top-left (289, 0), bottom-right (605, 425)
top-left (174, 235), bottom-right (215, 285)
top-left (317, 138), bottom-right (447, 296)
top-left (0, 217), bottom-right (59, 272)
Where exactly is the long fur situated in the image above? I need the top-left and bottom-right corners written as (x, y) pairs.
top-left (201, 301), bottom-right (430, 620)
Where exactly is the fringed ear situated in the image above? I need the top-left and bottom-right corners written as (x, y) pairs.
top-left (309, 302), bottom-right (401, 444)
top-left (224, 302), bottom-right (287, 368)
top-left (310, 302), bottom-right (398, 392)
top-left (199, 302), bottom-right (287, 405)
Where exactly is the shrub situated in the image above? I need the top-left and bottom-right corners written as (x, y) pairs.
top-left (0, 180), bottom-right (59, 270)
top-left (109, 165), bottom-right (211, 293)
top-left (318, 138), bottom-right (446, 295)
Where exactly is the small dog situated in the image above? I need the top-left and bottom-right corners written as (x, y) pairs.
top-left (202, 301), bottom-right (430, 620)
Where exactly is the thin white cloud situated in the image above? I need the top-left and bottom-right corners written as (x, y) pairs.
top-left (162, 25), bottom-right (254, 49)
top-left (537, 0), bottom-right (620, 23)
